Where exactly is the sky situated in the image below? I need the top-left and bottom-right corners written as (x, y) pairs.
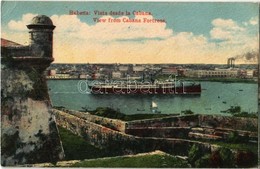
top-left (1, 1), bottom-right (259, 64)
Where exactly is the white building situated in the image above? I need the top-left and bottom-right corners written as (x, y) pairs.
top-left (162, 67), bottom-right (177, 75)
top-left (133, 66), bottom-right (145, 72)
top-left (48, 69), bottom-right (56, 76)
top-left (47, 73), bottom-right (71, 79)
top-left (246, 70), bottom-right (254, 78)
top-left (112, 71), bottom-right (122, 79)
top-left (119, 65), bottom-right (129, 72)
top-left (184, 68), bottom-right (239, 78)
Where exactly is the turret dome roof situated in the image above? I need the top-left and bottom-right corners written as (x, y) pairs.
top-left (30, 15), bottom-right (53, 25)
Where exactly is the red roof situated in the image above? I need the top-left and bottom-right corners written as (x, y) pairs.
top-left (1, 38), bottom-right (23, 47)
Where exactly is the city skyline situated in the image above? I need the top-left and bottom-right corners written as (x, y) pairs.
top-left (2, 1), bottom-right (259, 64)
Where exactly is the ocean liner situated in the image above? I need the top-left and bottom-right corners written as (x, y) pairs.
top-left (87, 80), bottom-right (201, 94)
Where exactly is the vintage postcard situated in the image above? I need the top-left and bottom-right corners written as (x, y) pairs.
top-left (1, 1), bottom-right (259, 168)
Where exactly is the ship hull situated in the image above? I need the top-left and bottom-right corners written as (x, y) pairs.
top-left (88, 84), bottom-right (201, 95)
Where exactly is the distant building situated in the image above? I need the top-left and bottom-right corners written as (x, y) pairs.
top-left (92, 72), bottom-right (102, 79)
top-left (133, 66), bottom-right (145, 72)
top-left (196, 69), bottom-right (238, 78)
top-left (1, 38), bottom-right (23, 47)
top-left (162, 67), bottom-right (178, 75)
top-left (48, 69), bottom-right (56, 76)
top-left (184, 68), bottom-right (239, 78)
top-left (253, 69), bottom-right (258, 77)
top-left (246, 70), bottom-right (254, 78)
top-left (112, 71), bottom-right (122, 79)
top-left (79, 74), bottom-right (88, 79)
top-left (47, 73), bottom-right (71, 79)
top-left (119, 65), bottom-right (129, 72)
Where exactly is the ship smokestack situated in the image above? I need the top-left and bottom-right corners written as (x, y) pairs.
top-left (227, 58), bottom-right (235, 68)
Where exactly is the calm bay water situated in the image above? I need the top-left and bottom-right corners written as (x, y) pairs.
top-left (47, 80), bottom-right (258, 115)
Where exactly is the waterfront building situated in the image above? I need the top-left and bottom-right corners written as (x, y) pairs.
top-left (119, 65), bottom-right (129, 72)
top-left (184, 68), bottom-right (239, 78)
top-left (112, 71), bottom-right (122, 79)
top-left (48, 69), bottom-right (56, 76)
top-left (161, 67), bottom-right (178, 75)
top-left (133, 65), bottom-right (145, 72)
top-left (196, 68), bottom-right (238, 78)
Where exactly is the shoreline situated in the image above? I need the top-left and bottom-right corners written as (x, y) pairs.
top-left (47, 78), bottom-right (257, 84)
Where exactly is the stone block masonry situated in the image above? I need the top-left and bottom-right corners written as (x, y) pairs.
top-left (54, 109), bottom-right (223, 157)
top-left (125, 114), bottom-right (257, 140)
top-left (198, 115), bottom-right (258, 131)
top-left (1, 15), bottom-right (64, 166)
top-left (54, 109), bottom-right (257, 157)
top-left (57, 109), bottom-right (126, 132)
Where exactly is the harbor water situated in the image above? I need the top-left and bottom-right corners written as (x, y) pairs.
top-left (47, 80), bottom-right (258, 115)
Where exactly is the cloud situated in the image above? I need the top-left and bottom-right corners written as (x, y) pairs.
top-left (210, 18), bottom-right (246, 40)
top-left (51, 14), bottom-right (172, 42)
top-left (8, 13), bottom-right (37, 31)
top-left (249, 17), bottom-right (258, 25)
top-left (212, 18), bottom-right (237, 28)
top-left (3, 13), bottom-right (259, 64)
top-left (209, 18), bottom-right (258, 61)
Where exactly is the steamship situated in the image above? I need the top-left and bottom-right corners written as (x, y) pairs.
top-left (87, 80), bottom-right (201, 95)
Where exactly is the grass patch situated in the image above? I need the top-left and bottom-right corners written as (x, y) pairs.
top-left (123, 114), bottom-right (173, 121)
top-left (233, 112), bottom-right (258, 118)
top-left (207, 140), bottom-right (258, 154)
top-left (71, 153), bottom-right (190, 168)
top-left (58, 126), bottom-right (106, 160)
top-left (82, 107), bottom-right (173, 121)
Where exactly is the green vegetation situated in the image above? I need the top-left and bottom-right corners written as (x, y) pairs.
top-left (58, 126), bottom-right (191, 167)
top-left (81, 107), bottom-right (172, 121)
top-left (53, 106), bottom-right (65, 110)
top-left (221, 106), bottom-right (257, 119)
top-left (226, 131), bottom-right (240, 143)
top-left (181, 109), bottom-right (194, 115)
top-left (233, 112), bottom-right (258, 118)
top-left (71, 153), bottom-right (190, 168)
top-left (218, 147), bottom-right (235, 167)
top-left (191, 133), bottom-right (257, 154)
top-left (196, 78), bottom-right (257, 83)
top-left (222, 106), bottom-right (241, 114)
top-left (208, 140), bottom-right (258, 154)
top-left (188, 144), bottom-right (202, 166)
top-left (194, 154), bottom-right (211, 168)
top-left (58, 126), bottom-right (106, 160)
top-left (188, 145), bottom-right (236, 168)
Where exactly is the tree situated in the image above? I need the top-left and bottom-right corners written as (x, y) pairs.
top-left (219, 147), bottom-right (235, 167)
top-left (188, 144), bottom-right (202, 166)
top-left (227, 131), bottom-right (240, 143)
top-left (209, 150), bottom-right (222, 167)
top-left (195, 154), bottom-right (210, 168)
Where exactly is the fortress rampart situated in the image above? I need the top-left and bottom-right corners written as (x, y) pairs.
top-left (53, 109), bottom-right (257, 158)
top-left (1, 15), bottom-right (64, 166)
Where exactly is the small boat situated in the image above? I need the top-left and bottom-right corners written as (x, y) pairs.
top-left (222, 101), bottom-right (227, 104)
top-left (150, 101), bottom-right (161, 113)
top-left (239, 89), bottom-right (243, 91)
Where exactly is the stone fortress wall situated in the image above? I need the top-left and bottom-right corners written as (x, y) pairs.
top-left (53, 109), bottom-right (217, 157)
top-left (1, 15), bottom-right (64, 166)
top-left (53, 109), bottom-right (257, 158)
